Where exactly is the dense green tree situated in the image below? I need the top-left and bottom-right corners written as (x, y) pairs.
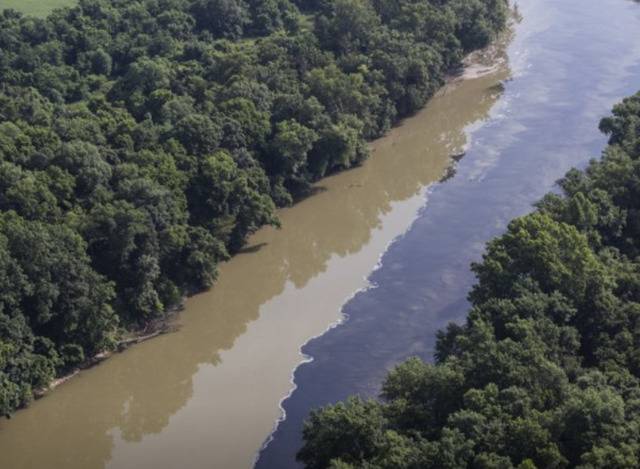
top-left (191, 0), bottom-right (250, 39)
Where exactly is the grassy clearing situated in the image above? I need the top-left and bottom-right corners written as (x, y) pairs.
top-left (1, 0), bottom-right (76, 17)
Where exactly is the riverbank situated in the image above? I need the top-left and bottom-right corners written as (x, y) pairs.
top-left (21, 23), bottom-right (515, 408)
top-left (34, 321), bottom-right (176, 397)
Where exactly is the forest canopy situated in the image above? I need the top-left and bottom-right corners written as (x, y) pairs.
top-left (0, 0), bottom-right (507, 416)
top-left (298, 92), bottom-right (640, 468)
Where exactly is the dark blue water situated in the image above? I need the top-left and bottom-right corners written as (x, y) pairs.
top-left (256, 0), bottom-right (640, 467)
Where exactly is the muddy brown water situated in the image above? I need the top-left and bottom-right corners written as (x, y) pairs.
top-left (0, 46), bottom-right (508, 469)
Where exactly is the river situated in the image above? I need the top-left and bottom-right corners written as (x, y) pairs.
top-left (257, 0), bottom-right (640, 467)
top-left (1, 0), bottom-right (640, 468)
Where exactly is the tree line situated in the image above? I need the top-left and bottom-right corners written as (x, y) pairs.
top-left (298, 92), bottom-right (640, 468)
top-left (0, 0), bottom-right (507, 416)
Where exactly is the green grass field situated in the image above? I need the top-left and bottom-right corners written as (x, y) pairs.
top-left (1, 0), bottom-right (76, 17)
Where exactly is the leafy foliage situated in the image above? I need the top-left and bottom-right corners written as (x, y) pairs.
top-left (0, 0), bottom-right (507, 415)
top-left (299, 91), bottom-right (640, 468)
